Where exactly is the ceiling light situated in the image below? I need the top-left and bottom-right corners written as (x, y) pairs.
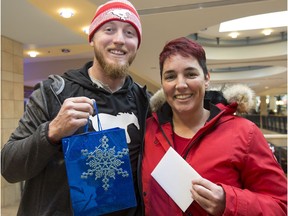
top-left (276, 100), bottom-right (284, 105)
top-left (28, 51), bottom-right (39, 58)
top-left (59, 8), bottom-right (74, 18)
top-left (262, 29), bottom-right (273, 36)
top-left (219, 11), bottom-right (288, 32)
top-left (83, 26), bottom-right (89, 35)
top-left (228, 32), bottom-right (239, 39)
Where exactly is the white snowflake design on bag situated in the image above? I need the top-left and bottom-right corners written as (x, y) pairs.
top-left (80, 135), bottom-right (129, 191)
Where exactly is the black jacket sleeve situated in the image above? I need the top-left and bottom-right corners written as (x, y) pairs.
top-left (1, 86), bottom-right (61, 183)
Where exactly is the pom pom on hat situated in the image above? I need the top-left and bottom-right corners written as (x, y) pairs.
top-left (89, 0), bottom-right (142, 48)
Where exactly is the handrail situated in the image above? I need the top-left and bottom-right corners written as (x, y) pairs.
top-left (263, 134), bottom-right (287, 139)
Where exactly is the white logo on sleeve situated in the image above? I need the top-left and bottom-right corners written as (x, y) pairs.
top-left (89, 112), bottom-right (140, 144)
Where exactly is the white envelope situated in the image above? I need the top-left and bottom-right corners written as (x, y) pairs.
top-left (151, 147), bottom-right (201, 212)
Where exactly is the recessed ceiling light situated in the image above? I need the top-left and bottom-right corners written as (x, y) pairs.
top-left (28, 51), bottom-right (39, 57)
top-left (228, 32), bottom-right (239, 39)
top-left (83, 26), bottom-right (89, 35)
top-left (219, 11), bottom-right (288, 32)
top-left (262, 29), bottom-right (273, 36)
top-left (59, 8), bottom-right (74, 18)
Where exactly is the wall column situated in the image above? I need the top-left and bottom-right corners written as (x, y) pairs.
top-left (1, 36), bottom-right (24, 207)
top-left (269, 95), bottom-right (277, 114)
top-left (260, 96), bottom-right (268, 116)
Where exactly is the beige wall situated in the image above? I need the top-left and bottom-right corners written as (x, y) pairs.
top-left (1, 36), bottom-right (23, 207)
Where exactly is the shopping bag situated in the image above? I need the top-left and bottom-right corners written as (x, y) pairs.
top-left (62, 101), bottom-right (137, 216)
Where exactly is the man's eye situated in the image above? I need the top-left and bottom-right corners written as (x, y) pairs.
top-left (105, 27), bottom-right (114, 32)
top-left (125, 29), bottom-right (136, 37)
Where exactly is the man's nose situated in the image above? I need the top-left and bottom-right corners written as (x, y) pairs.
top-left (113, 30), bottom-right (125, 44)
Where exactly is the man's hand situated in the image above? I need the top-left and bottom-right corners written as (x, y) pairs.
top-left (48, 97), bottom-right (94, 144)
top-left (191, 178), bottom-right (225, 216)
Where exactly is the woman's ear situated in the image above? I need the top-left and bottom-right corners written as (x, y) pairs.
top-left (205, 72), bottom-right (210, 89)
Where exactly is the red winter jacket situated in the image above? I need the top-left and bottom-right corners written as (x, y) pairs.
top-left (141, 89), bottom-right (287, 216)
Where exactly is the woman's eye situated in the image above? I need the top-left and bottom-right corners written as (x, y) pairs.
top-left (186, 72), bottom-right (197, 78)
top-left (163, 74), bottom-right (175, 81)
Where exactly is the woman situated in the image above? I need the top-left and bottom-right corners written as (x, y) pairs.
top-left (141, 37), bottom-right (287, 215)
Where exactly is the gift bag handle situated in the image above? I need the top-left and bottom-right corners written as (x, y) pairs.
top-left (84, 100), bottom-right (102, 132)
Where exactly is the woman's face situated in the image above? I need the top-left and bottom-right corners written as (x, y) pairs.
top-left (161, 54), bottom-right (210, 115)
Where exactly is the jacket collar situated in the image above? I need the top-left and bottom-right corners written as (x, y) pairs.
top-left (155, 99), bottom-right (225, 127)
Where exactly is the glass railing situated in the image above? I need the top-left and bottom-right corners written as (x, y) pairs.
top-left (264, 134), bottom-right (287, 174)
top-left (242, 114), bottom-right (287, 134)
top-left (241, 114), bottom-right (287, 173)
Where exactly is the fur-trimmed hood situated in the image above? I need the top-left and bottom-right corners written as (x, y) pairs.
top-left (150, 84), bottom-right (255, 114)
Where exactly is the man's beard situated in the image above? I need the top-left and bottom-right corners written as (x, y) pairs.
top-left (94, 47), bottom-right (136, 79)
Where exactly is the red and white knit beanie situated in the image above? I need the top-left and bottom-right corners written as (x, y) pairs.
top-left (89, 0), bottom-right (142, 48)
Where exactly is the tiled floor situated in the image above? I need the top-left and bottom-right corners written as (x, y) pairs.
top-left (1, 203), bottom-right (19, 216)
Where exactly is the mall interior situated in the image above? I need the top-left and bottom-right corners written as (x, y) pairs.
top-left (1, 0), bottom-right (287, 215)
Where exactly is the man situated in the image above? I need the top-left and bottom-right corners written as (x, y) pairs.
top-left (1, 0), bottom-right (150, 215)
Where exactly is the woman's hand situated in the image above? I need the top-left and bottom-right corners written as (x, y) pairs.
top-left (191, 178), bottom-right (225, 216)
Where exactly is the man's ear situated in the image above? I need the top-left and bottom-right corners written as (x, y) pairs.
top-left (89, 41), bottom-right (94, 47)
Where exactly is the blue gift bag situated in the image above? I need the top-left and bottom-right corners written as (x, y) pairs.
top-left (62, 102), bottom-right (137, 216)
